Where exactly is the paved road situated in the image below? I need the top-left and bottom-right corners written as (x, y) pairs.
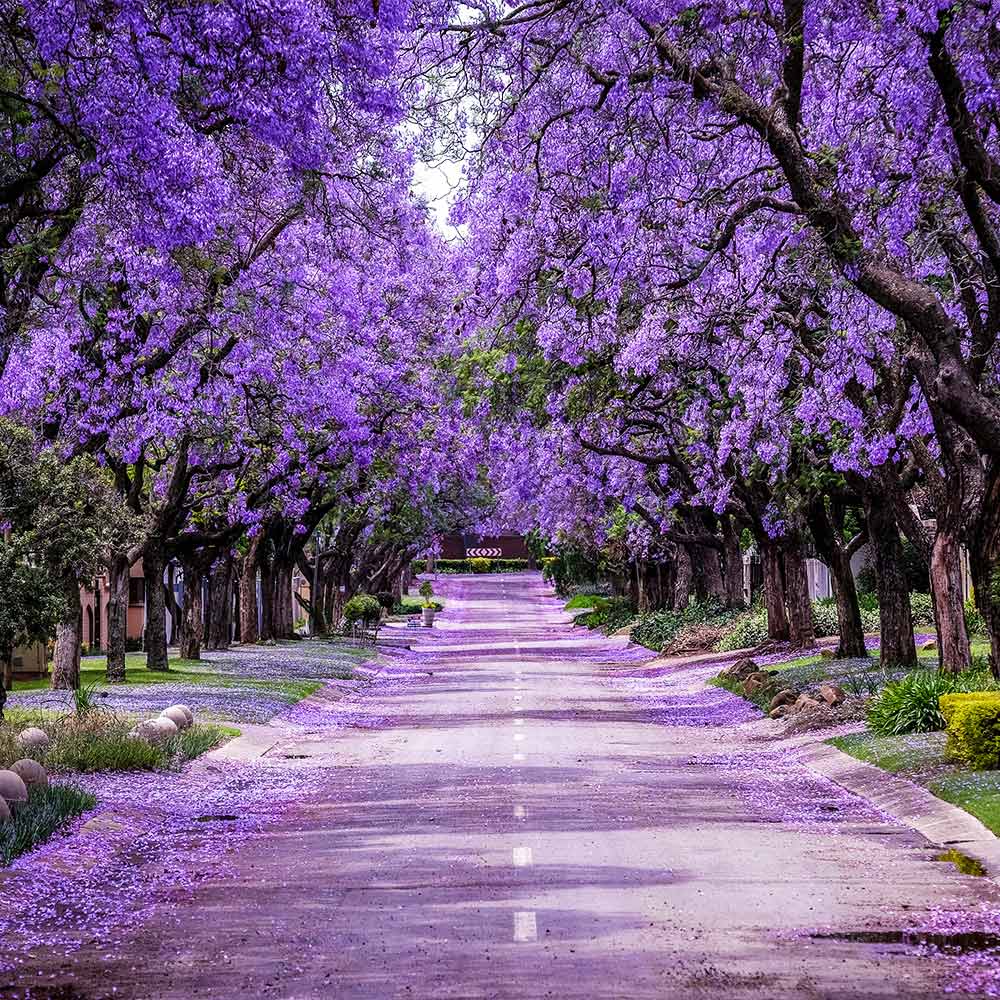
top-left (21, 572), bottom-right (1000, 998)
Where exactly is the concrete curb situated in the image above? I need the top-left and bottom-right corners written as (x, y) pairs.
top-left (797, 740), bottom-right (1000, 875)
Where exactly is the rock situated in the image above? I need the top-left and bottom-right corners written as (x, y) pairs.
top-left (820, 648), bottom-right (835, 659)
top-left (818, 683), bottom-right (846, 707)
top-left (721, 657), bottom-right (758, 680)
top-left (793, 694), bottom-right (823, 713)
top-left (137, 717), bottom-right (179, 743)
top-left (0, 770), bottom-right (29, 811)
top-left (768, 689), bottom-right (798, 711)
top-left (15, 726), bottom-right (50, 750)
top-left (769, 705), bottom-right (790, 719)
top-left (10, 759), bottom-right (48, 789)
top-left (743, 672), bottom-right (774, 697)
top-left (920, 639), bottom-right (937, 652)
top-left (172, 704), bottom-right (195, 727)
top-left (160, 706), bottom-right (191, 730)
top-left (0, 796), bottom-right (9, 822)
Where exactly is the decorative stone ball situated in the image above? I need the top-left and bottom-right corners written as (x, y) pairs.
top-left (16, 726), bottom-right (50, 750)
top-left (160, 706), bottom-right (191, 731)
top-left (0, 769), bottom-right (29, 811)
top-left (172, 704), bottom-right (195, 727)
top-left (137, 717), bottom-right (179, 743)
top-left (0, 796), bottom-right (10, 823)
top-left (10, 759), bottom-right (48, 789)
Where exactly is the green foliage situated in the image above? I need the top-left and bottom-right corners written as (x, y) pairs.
top-left (631, 600), bottom-right (737, 652)
top-left (343, 593), bottom-right (381, 624)
top-left (394, 597), bottom-right (441, 615)
top-left (716, 598), bottom-right (880, 652)
top-left (563, 593), bottom-right (604, 610)
top-left (909, 591), bottom-right (935, 628)
top-left (574, 597), bottom-right (635, 633)
top-left (419, 558), bottom-right (530, 574)
top-left (940, 693), bottom-right (1000, 770)
top-left (418, 580), bottom-right (434, 604)
top-left (71, 679), bottom-right (101, 717)
top-left (44, 714), bottom-right (164, 772)
top-left (0, 538), bottom-right (63, 694)
top-left (468, 556), bottom-right (492, 573)
top-left (966, 598), bottom-right (987, 637)
top-left (176, 723), bottom-right (239, 761)
top-left (0, 783), bottom-right (96, 866)
top-left (716, 605), bottom-right (769, 651)
top-left (867, 667), bottom-right (998, 737)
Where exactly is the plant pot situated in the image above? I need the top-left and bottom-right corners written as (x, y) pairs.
top-left (422, 607), bottom-right (435, 627)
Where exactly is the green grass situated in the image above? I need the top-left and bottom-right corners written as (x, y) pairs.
top-left (1, 712), bottom-right (241, 774)
top-left (13, 652), bottom-right (327, 705)
top-left (930, 773), bottom-right (1000, 837)
top-left (0, 783), bottom-right (96, 866)
top-left (563, 593), bottom-right (605, 610)
top-left (830, 728), bottom-right (1000, 838)
top-left (829, 730), bottom-right (948, 774)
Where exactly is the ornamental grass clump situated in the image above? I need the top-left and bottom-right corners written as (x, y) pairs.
top-left (0, 783), bottom-right (96, 866)
top-left (867, 667), bottom-right (998, 737)
top-left (940, 693), bottom-right (1000, 770)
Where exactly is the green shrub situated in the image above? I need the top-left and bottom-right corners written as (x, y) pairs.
top-left (468, 557), bottom-right (492, 574)
top-left (418, 580), bottom-right (434, 606)
top-left (0, 783), bottom-right (96, 866)
top-left (716, 606), bottom-right (769, 651)
top-left (563, 593), bottom-right (604, 610)
top-left (431, 558), bottom-right (530, 574)
top-left (410, 559), bottom-right (427, 574)
top-left (910, 591), bottom-right (936, 628)
top-left (966, 598), bottom-right (987, 637)
top-left (631, 599), bottom-right (735, 652)
top-left (867, 667), bottom-right (999, 737)
top-left (716, 598), bottom-right (880, 652)
top-left (940, 692), bottom-right (1000, 769)
top-left (574, 597), bottom-right (635, 633)
top-left (343, 593), bottom-right (381, 624)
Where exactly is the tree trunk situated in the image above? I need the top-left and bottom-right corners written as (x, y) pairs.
top-left (105, 553), bottom-right (130, 683)
top-left (239, 542), bottom-right (260, 645)
top-left (696, 545), bottom-right (726, 603)
top-left (206, 559), bottom-right (233, 650)
top-left (144, 542), bottom-right (169, 671)
top-left (272, 560), bottom-right (294, 638)
top-left (864, 496), bottom-right (917, 669)
top-left (672, 545), bottom-right (693, 609)
top-left (165, 561), bottom-right (180, 645)
top-left (179, 558), bottom-right (204, 660)
top-left (783, 541), bottom-right (816, 650)
top-left (969, 465), bottom-right (1000, 675)
top-left (721, 516), bottom-right (745, 609)
top-left (807, 502), bottom-right (868, 659)
top-left (761, 540), bottom-right (790, 641)
top-left (259, 559), bottom-right (274, 641)
top-left (930, 514), bottom-right (972, 674)
top-left (52, 576), bottom-right (82, 690)
top-left (828, 545), bottom-right (868, 658)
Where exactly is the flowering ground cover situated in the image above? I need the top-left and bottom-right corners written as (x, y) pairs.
top-left (8, 640), bottom-right (366, 725)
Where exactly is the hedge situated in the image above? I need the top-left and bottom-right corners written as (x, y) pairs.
top-left (940, 692), bottom-right (1000, 769)
top-left (411, 558), bottom-right (530, 574)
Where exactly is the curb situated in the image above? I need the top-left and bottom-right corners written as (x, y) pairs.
top-left (797, 740), bottom-right (1000, 875)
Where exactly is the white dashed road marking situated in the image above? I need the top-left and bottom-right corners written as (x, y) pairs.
top-left (513, 804), bottom-right (527, 819)
top-left (512, 846), bottom-right (533, 867)
top-left (514, 733), bottom-right (526, 742)
top-left (514, 911), bottom-right (537, 943)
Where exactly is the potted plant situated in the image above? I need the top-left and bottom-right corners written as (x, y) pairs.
top-left (419, 580), bottom-right (436, 627)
